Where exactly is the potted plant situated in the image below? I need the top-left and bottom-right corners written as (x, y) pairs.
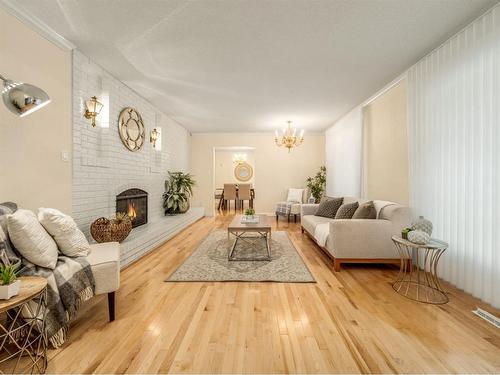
top-left (0, 263), bottom-right (20, 300)
top-left (306, 166), bottom-right (327, 203)
top-left (401, 227), bottom-right (412, 240)
top-left (163, 171), bottom-right (196, 215)
top-left (244, 208), bottom-right (255, 220)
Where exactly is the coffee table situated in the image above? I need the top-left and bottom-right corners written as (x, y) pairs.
top-left (227, 215), bottom-right (271, 261)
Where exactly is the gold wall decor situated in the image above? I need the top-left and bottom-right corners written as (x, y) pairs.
top-left (118, 107), bottom-right (145, 151)
top-left (234, 162), bottom-right (253, 182)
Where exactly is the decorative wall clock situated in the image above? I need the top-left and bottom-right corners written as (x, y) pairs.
top-left (118, 107), bottom-right (145, 151)
top-left (234, 162), bottom-right (253, 182)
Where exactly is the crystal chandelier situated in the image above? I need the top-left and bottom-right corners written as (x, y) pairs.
top-left (275, 121), bottom-right (304, 152)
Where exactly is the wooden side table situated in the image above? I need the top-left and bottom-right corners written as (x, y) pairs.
top-left (0, 276), bottom-right (48, 374)
top-left (391, 236), bottom-right (449, 304)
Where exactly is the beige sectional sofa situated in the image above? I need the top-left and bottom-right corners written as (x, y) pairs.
top-left (301, 197), bottom-right (411, 271)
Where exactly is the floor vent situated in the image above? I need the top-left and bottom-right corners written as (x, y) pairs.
top-left (473, 307), bottom-right (500, 329)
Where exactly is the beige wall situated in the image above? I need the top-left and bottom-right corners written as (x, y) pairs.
top-left (191, 133), bottom-right (325, 215)
top-left (362, 79), bottom-right (408, 205)
top-left (215, 149), bottom-right (255, 187)
top-left (0, 9), bottom-right (72, 213)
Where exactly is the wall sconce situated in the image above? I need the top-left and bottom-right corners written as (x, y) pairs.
top-left (0, 73), bottom-right (51, 117)
top-left (84, 96), bottom-right (104, 127)
top-left (150, 128), bottom-right (160, 148)
top-left (233, 153), bottom-right (247, 164)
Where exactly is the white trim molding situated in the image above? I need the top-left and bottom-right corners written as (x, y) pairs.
top-left (0, 0), bottom-right (75, 51)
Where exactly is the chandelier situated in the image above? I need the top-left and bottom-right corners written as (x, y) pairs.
top-left (275, 121), bottom-right (304, 152)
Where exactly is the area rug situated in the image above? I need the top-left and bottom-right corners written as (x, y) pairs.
top-left (166, 230), bottom-right (315, 282)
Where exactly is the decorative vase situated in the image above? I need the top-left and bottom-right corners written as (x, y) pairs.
top-left (0, 280), bottom-right (20, 300)
top-left (178, 201), bottom-right (190, 214)
top-left (308, 195), bottom-right (316, 204)
top-left (411, 216), bottom-right (433, 236)
top-left (408, 230), bottom-right (430, 245)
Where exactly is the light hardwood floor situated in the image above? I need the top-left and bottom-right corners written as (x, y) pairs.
top-left (46, 213), bottom-right (500, 373)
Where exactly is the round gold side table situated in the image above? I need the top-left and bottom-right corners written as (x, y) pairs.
top-left (391, 236), bottom-right (449, 304)
top-left (0, 276), bottom-right (48, 374)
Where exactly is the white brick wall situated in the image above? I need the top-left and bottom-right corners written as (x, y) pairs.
top-left (72, 50), bottom-right (198, 265)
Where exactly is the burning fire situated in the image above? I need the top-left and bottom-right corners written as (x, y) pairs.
top-left (127, 203), bottom-right (137, 221)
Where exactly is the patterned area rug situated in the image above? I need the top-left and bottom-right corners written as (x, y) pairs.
top-left (166, 230), bottom-right (315, 282)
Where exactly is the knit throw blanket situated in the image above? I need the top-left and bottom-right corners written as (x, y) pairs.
top-left (20, 256), bottom-right (95, 348)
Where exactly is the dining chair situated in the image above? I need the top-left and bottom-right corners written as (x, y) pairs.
top-left (223, 184), bottom-right (238, 211)
top-left (215, 188), bottom-right (224, 210)
top-left (237, 184), bottom-right (252, 210)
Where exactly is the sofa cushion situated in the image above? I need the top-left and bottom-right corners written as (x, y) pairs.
top-left (335, 201), bottom-right (359, 219)
top-left (352, 201), bottom-right (376, 219)
top-left (7, 209), bottom-right (58, 269)
top-left (302, 215), bottom-right (335, 236)
top-left (315, 197), bottom-right (343, 219)
top-left (87, 242), bottom-right (120, 295)
top-left (38, 208), bottom-right (90, 257)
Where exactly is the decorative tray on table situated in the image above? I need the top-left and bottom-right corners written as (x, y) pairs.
top-left (241, 215), bottom-right (260, 224)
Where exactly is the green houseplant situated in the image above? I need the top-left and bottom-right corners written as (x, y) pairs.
top-left (306, 166), bottom-right (327, 203)
top-left (244, 208), bottom-right (255, 218)
top-left (0, 263), bottom-right (20, 300)
top-left (163, 171), bottom-right (196, 215)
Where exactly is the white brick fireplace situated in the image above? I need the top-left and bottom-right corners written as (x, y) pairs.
top-left (72, 50), bottom-right (203, 267)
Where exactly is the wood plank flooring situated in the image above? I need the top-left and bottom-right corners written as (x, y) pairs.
top-left (46, 213), bottom-right (500, 373)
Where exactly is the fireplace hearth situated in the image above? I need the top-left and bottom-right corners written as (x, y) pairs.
top-left (116, 188), bottom-right (148, 228)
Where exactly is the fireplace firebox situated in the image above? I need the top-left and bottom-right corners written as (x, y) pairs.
top-left (116, 188), bottom-right (148, 228)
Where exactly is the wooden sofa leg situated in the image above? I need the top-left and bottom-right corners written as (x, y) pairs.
top-left (333, 260), bottom-right (341, 272)
top-left (294, 214), bottom-right (297, 223)
top-left (301, 227), bottom-right (304, 234)
top-left (108, 292), bottom-right (116, 322)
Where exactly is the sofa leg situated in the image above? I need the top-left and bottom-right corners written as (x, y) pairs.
top-left (276, 214), bottom-right (279, 222)
top-left (107, 292), bottom-right (116, 322)
top-left (301, 227), bottom-right (304, 234)
top-left (333, 260), bottom-right (341, 272)
top-left (294, 214), bottom-right (297, 223)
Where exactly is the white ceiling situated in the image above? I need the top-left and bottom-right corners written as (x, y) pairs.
top-left (8, 0), bottom-right (498, 132)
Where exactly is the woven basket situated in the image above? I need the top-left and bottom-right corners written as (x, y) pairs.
top-left (90, 216), bottom-right (132, 243)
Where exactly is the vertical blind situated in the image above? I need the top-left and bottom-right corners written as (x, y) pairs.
top-left (325, 107), bottom-right (362, 197)
top-left (407, 5), bottom-right (500, 308)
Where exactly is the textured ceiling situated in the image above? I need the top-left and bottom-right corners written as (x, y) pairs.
top-left (11, 0), bottom-right (498, 132)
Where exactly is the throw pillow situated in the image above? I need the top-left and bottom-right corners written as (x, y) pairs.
top-left (38, 208), bottom-right (90, 257)
top-left (315, 197), bottom-right (344, 218)
top-left (352, 201), bottom-right (376, 219)
top-left (287, 188), bottom-right (304, 203)
top-left (7, 209), bottom-right (58, 269)
top-left (335, 201), bottom-right (359, 219)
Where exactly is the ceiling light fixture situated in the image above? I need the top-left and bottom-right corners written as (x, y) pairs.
top-left (0, 73), bottom-right (51, 117)
top-left (275, 121), bottom-right (304, 152)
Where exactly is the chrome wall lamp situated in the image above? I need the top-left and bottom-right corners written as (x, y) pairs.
top-left (0, 73), bottom-right (51, 117)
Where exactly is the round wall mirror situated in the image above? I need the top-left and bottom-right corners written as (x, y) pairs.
top-left (234, 162), bottom-right (253, 182)
top-left (118, 107), bottom-right (145, 151)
